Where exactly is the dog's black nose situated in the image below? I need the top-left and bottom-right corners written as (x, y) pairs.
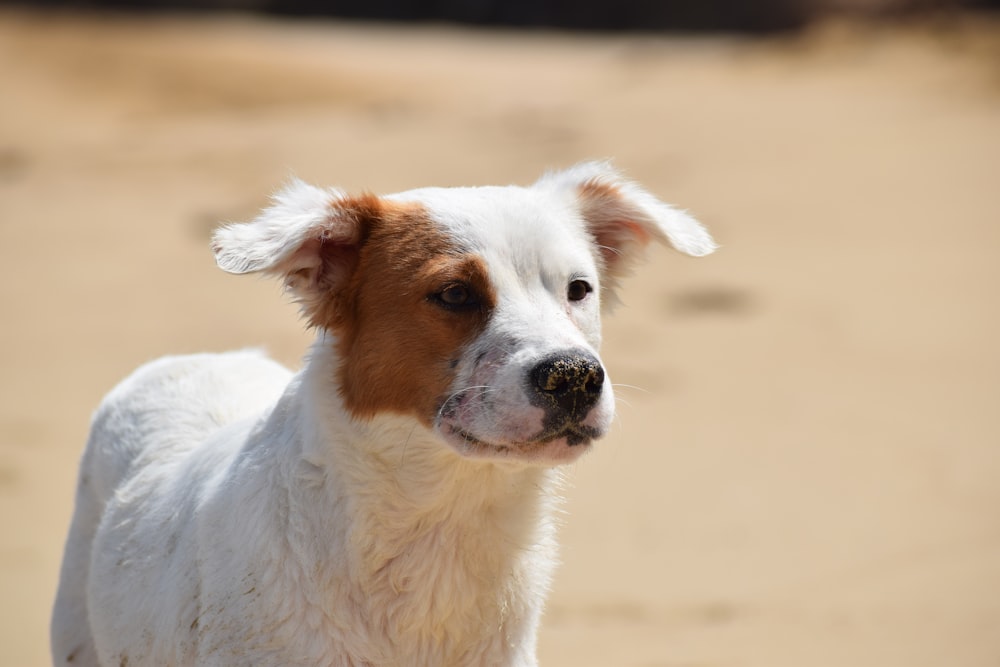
top-left (530, 351), bottom-right (605, 421)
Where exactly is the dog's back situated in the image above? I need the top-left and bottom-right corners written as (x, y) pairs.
top-left (51, 350), bottom-right (291, 666)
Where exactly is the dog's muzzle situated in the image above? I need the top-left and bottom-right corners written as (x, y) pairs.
top-left (528, 350), bottom-right (605, 430)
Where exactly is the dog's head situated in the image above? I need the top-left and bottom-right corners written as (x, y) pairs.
top-left (213, 162), bottom-right (715, 465)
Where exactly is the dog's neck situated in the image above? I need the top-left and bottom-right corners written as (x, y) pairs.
top-left (275, 337), bottom-right (562, 664)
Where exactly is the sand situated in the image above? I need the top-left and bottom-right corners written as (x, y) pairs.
top-left (1, 8), bottom-right (998, 666)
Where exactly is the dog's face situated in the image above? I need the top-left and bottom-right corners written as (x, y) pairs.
top-left (213, 162), bottom-right (714, 466)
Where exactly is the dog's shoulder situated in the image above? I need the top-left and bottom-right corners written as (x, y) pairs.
top-left (84, 350), bottom-right (292, 497)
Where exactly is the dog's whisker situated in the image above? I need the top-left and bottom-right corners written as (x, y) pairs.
top-left (611, 382), bottom-right (650, 394)
top-left (435, 385), bottom-right (494, 423)
top-left (613, 396), bottom-right (635, 410)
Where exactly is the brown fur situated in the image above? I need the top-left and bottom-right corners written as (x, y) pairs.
top-left (309, 197), bottom-right (497, 425)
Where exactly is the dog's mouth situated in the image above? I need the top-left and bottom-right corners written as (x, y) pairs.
top-left (440, 422), bottom-right (597, 465)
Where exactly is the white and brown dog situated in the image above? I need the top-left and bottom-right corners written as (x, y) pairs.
top-left (51, 161), bottom-right (714, 666)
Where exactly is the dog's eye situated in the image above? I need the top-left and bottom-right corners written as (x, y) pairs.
top-left (567, 279), bottom-right (593, 302)
top-left (433, 283), bottom-right (479, 310)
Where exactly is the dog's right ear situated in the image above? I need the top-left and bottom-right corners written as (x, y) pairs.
top-left (212, 180), bottom-right (378, 327)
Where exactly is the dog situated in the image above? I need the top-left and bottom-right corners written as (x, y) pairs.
top-left (51, 161), bottom-right (715, 666)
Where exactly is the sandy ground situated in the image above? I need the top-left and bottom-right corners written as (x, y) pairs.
top-left (1, 8), bottom-right (999, 666)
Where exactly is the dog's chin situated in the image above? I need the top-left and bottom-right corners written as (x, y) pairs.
top-left (437, 423), bottom-right (596, 466)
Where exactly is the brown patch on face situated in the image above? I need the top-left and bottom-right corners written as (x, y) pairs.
top-left (318, 200), bottom-right (497, 426)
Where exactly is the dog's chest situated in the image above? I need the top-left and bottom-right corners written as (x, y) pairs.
top-left (202, 470), bottom-right (552, 666)
top-left (334, 507), bottom-right (534, 663)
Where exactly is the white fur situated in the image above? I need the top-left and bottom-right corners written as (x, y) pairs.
top-left (52, 162), bottom-right (713, 666)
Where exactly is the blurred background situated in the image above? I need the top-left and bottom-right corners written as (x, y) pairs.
top-left (1, 1), bottom-right (998, 665)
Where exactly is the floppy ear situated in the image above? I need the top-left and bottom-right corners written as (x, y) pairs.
top-left (536, 161), bottom-right (716, 307)
top-left (212, 179), bottom-right (379, 328)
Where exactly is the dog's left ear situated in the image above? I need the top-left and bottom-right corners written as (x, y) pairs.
top-left (537, 161), bottom-right (716, 306)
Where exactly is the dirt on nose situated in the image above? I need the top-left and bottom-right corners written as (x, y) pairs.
top-left (530, 352), bottom-right (605, 422)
